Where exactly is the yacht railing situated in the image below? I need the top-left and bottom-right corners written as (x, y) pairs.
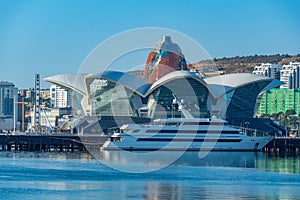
top-left (231, 125), bottom-right (271, 137)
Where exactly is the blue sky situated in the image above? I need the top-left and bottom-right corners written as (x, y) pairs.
top-left (0, 0), bottom-right (299, 88)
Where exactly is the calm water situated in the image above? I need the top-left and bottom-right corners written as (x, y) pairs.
top-left (0, 151), bottom-right (300, 200)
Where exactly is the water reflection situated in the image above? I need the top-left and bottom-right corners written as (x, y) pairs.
top-left (97, 150), bottom-right (260, 169)
top-left (143, 180), bottom-right (300, 200)
top-left (0, 151), bottom-right (94, 161)
top-left (0, 151), bottom-right (300, 199)
top-left (257, 153), bottom-right (300, 174)
top-left (96, 150), bottom-right (300, 174)
top-left (1, 150), bottom-right (300, 174)
top-left (175, 151), bottom-right (259, 168)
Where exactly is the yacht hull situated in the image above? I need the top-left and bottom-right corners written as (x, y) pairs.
top-left (102, 118), bottom-right (274, 152)
top-left (102, 135), bottom-right (273, 151)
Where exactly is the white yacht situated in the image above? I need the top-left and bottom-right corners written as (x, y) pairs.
top-left (102, 118), bottom-right (273, 151)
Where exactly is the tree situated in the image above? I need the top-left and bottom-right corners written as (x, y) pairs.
top-left (285, 109), bottom-right (296, 116)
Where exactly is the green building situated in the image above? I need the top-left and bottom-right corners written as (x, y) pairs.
top-left (257, 88), bottom-right (300, 115)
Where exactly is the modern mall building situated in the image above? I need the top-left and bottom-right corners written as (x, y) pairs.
top-left (45, 36), bottom-right (283, 134)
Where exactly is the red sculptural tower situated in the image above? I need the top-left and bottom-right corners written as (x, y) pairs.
top-left (143, 36), bottom-right (188, 83)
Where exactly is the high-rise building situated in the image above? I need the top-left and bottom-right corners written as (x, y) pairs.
top-left (280, 62), bottom-right (300, 89)
top-left (253, 62), bottom-right (300, 89)
top-left (0, 81), bottom-right (18, 116)
top-left (257, 88), bottom-right (300, 115)
top-left (50, 85), bottom-right (71, 108)
top-left (0, 81), bottom-right (19, 131)
top-left (253, 63), bottom-right (282, 80)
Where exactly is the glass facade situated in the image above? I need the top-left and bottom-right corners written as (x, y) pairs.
top-left (46, 73), bottom-right (281, 121)
top-left (0, 82), bottom-right (15, 116)
top-left (90, 79), bottom-right (137, 116)
top-left (82, 74), bottom-right (278, 120)
top-left (151, 78), bottom-right (209, 118)
top-left (71, 91), bottom-right (85, 117)
top-left (226, 81), bottom-right (271, 118)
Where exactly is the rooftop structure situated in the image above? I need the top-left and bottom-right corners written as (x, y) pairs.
top-left (143, 36), bottom-right (188, 83)
top-left (45, 72), bottom-right (280, 120)
top-left (204, 73), bottom-right (282, 119)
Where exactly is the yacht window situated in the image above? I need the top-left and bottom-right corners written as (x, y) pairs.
top-left (123, 129), bottom-right (133, 133)
top-left (145, 130), bottom-right (240, 134)
top-left (165, 122), bottom-right (182, 126)
top-left (182, 122), bottom-right (225, 126)
top-left (111, 137), bottom-right (123, 142)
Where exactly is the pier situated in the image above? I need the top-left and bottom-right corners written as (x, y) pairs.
top-left (0, 134), bottom-right (108, 152)
top-left (263, 137), bottom-right (300, 154)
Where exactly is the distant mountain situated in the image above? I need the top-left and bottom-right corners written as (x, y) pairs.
top-left (190, 54), bottom-right (300, 75)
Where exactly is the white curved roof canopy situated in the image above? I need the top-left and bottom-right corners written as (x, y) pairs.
top-left (259, 79), bottom-right (284, 95)
top-left (145, 70), bottom-right (214, 97)
top-left (84, 71), bottom-right (152, 97)
top-left (45, 72), bottom-right (283, 102)
top-left (204, 73), bottom-right (281, 98)
top-left (44, 74), bottom-right (87, 95)
top-left (45, 71), bottom-right (215, 99)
